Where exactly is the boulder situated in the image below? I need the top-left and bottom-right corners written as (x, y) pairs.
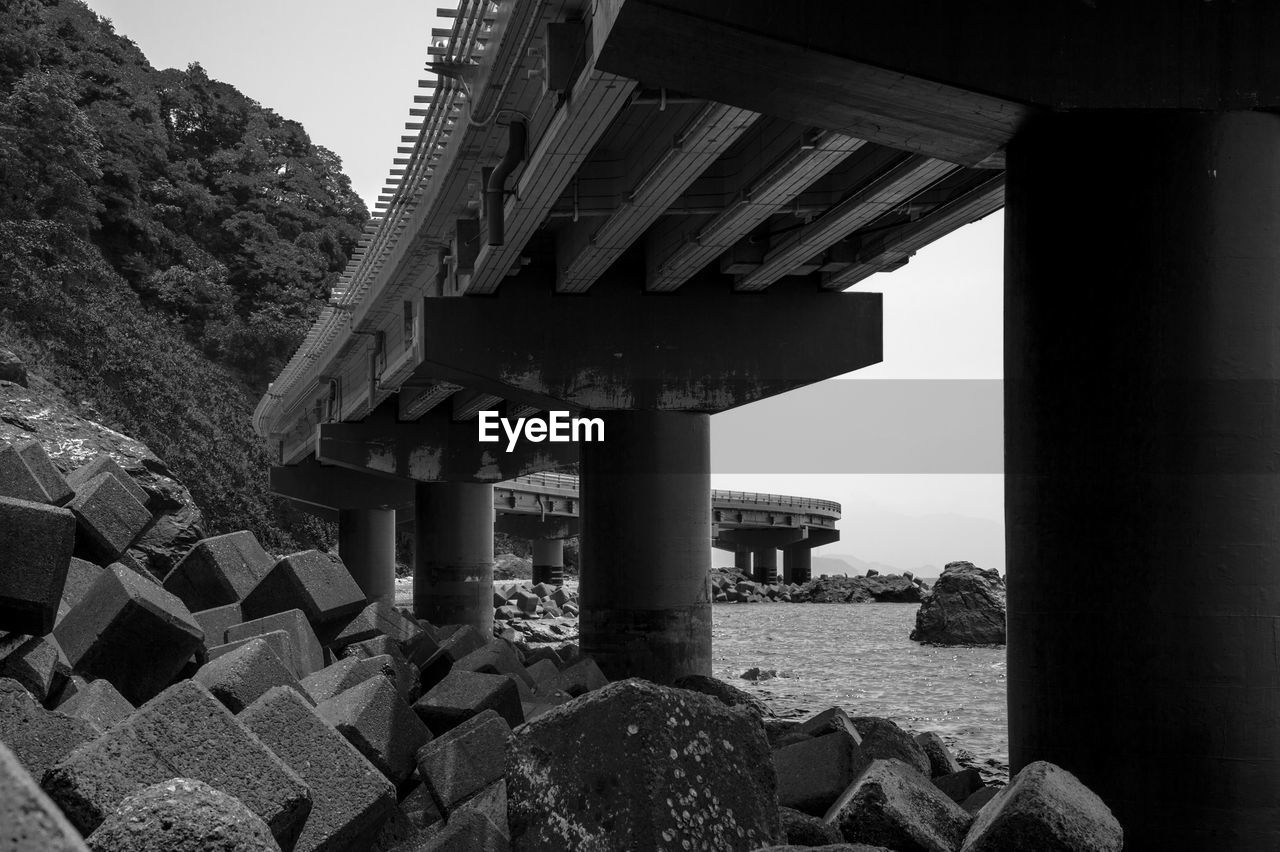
top-left (54, 563), bottom-right (204, 705)
top-left (959, 761), bottom-right (1122, 852)
top-left (824, 759), bottom-right (972, 852)
top-left (915, 732), bottom-right (963, 778)
top-left (417, 808), bottom-right (506, 851)
top-left (0, 740), bottom-right (88, 851)
top-left (42, 680), bottom-right (311, 845)
top-left (84, 778), bottom-right (280, 852)
top-left (506, 678), bottom-right (783, 851)
top-left (674, 673), bottom-right (773, 718)
top-left (850, 716), bottom-right (932, 779)
top-left (0, 495), bottom-right (76, 635)
top-left (910, 561), bottom-right (1006, 646)
top-left (240, 686), bottom-right (397, 852)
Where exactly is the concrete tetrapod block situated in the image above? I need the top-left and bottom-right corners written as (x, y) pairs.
top-left (298, 656), bottom-right (367, 704)
top-left (398, 781), bottom-right (445, 832)
top-left (193, 636), bottom-right (311, 712)
top-left (84, 777), bottom-right (282, 852)
top-left (454, 779), bottom-right (508, 839)
top-left (0, 441), bottom-right (51, 503)
top-left (538, 656), bottom-right (608, 698)
top-left (226, 609), bottom-right (325, 677)
top-left (241, 549), bottom-right (366, 631)
top-left (959, 761), bottom-right (1123, 852)
top-left (354, 652), bottom-right (420, 703)
top-left (414, 669), bottom-right (523, 735)
top-left (0, 495), bottom-right (76, 635)
top-left (775, 728), bottom-right (873, 816)
top-left (0, 677), bottom-right (98, 782)
top-left (58, 678), bottom-right (134, 732)
top-left (241, 686), bottom-right (397, 852)
top-left (53, 563), bottom-right (204, 705)
top-left (325, 599), bottom-right (426, 653)
top-left (823, 758), bottom-right (972, 852)
top-left (66, 454), bottom-right (149, 509)
top-left (13, 440), bottom-right (74, 505)
top-left (777, 805), bottom-right (845, 846)
top-left (60, 558), bottom-right (104, 612)
top-left (797, 706), bottom-right (860, 739)
top-left (416, 624), bottom-right (487, 691)
top-left (163, 530), bottom-right (276, 612)
top-left (0, 740), bottom-right (90, 852)
top-left (0, 632), bottom-right (69, 703)
top-left (208, 630), bottom-right (297, 675)
top-left (66, 472), bottom-right (150, 565)
top-left (507, 678), bottom-right (783, 851)
top-left (316, 674), bottom-right (432, 788)
top-left (191, 601), bottom-right (244, 647)
top-left (415, 708), bottom-right (512, 815)
top-left (851, 716), bottom-right (933, 778)
top-left (961, 786), bottom-right (1001, 816)
top-left (417, 808), bottom-right (507, 852)
top-left (933, 767), bottom-right (986, 804)
top-left (43, 679), bottom-right (312, 847)
top-left (915, 731), bottom-right (963, 778)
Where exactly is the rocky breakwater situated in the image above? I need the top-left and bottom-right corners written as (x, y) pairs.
top-left (712, 567), bottom-right (929, 605)
top-left (493, 580), bottom-right (579, 644)
top-left (911, 561), bottom-right (1007, 646)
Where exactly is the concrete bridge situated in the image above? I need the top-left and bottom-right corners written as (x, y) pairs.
top-left (270, 464), bottom-right (839, 589)
top-left (254, 1), bottom-right (1280, 843)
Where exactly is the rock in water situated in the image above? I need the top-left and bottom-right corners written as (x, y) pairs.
top-left (506, 678), bottom-right (783, 850)
top-left (960, 761), bottom-right (1122, 852)
top-left (85, 778), bottom-right (280, 851)
top-left (910, 561), bottom-right (1006, 646)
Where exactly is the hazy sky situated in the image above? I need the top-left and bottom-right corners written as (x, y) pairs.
top-left (82, 1), bottom-right (1007, 568)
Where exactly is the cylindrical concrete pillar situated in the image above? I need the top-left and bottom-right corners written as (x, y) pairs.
top-left (413, 482), bottom-right (494, 635)
top-left (1006, 111), bottom-right (1280, 847)
top-left (580, 410), bottom-right (711, 683)
top-left (531, 538), bottom-right (565, 586)
top-left (337, 508), bottom-right (396, 605)
top-left (783, 545), bottom-right (811, 585)
top-left (751, 547), bottom-right (778, 585)
top-left (733, 549), bottom-right (751, 575)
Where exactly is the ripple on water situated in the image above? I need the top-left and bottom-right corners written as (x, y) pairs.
top-left (712, 603), bottom-right (1007, 779)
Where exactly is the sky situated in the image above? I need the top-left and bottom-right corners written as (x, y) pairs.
top-left (83, 0), bottom-right (1008, 570)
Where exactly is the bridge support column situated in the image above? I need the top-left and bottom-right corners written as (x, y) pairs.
top-left (413, 482), bottom-right (494, 635)
top-left (337, 508), bottom-right (396, 605)
top-left (782, 545), bottom-right (811, 585)
top-left (531, 538), bottom-right (565, 586)
top-left (580, 411), bottom-right (711, 684)
top-left (751, 548), bottom-right (778, 585)
top-left (1007, 110), bottom-right (1280, 847)
top-left (733, 549), bottom-right (751, 575)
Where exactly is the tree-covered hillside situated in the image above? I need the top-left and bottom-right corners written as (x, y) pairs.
top-left (0, 0), bottom-right (369, 551)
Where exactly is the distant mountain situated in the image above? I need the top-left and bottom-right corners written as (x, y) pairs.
top-left (812, 554), bottom-right (900, 578)
top-left (819, 501), bottom-right (1005, 575)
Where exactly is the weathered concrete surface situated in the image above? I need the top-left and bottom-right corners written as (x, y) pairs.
top-left (933, 767), bottom-right (985, 805)
top-left (193, 636), bottom-right (309, 712)
top-left (0, 632), bottom-right (69, 703)
top-left (824, 759), bottom-right (971, 852)
top-left (84, 778), bottom-right (281, 852)
top-left (59, 558), bottom-right (104, 612)
top-left (915, 731), bottom-right (963, 778)
top-left (959, 761), bottom-right (1122, 852)
top-left (850, 716), bottom-right (932, 779)
top-left (911, 562), bottom-right (1006, 646)
top-left (775, 728), bottom-right (871, 816)
top-left (226, 609), bottom-right (324, 678)
top-left (190, 601), bottom-right (243, 650)
top-left (0, 740), bottom-right (89, 852)
top-left (13, 439), bottom-right (74, 505)
top-left (414, 669), bottom-right (523, 734)
top-left (317, 675), bottom-right (432, 787)
top-left (42, 680), bottom-right (311, 846)
top-left (673, 673), bottom-right (772, 718)
top-left (241, 686), bottom-right (397, 852)
top-left (778, 806), bottom-right (844, 846)
top-left (163, 531), bottom-right (276, 612)
top-left (58, 678), bottom-right (134, 732)
top-left (67, 471), bottom-right (150, 564)
top-left (507, 678), bottom-right (782, 851)
top-left (66, 455), bottom-right (148, 513)
top-left (0, 495), bottom-right (75, 635)
top-left (416, 708), bottom-right (512, 815)
top-left (0, 677), bottom-right (98, 782)
top-left (242, 550), bottom-right (366, 631)
top-left (53, 563), bottom-right (204, 705)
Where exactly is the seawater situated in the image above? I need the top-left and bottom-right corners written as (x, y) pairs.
top-left (712, 602), bottom-right (1008, 780)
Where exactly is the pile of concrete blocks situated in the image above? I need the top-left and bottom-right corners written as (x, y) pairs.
top-left (759, 702), bottom-right (1123, 852)
top-left (0, 485), bottom-right (617, 850)
top-left (491, 581), bottom-right (579, 643)
top-left (710, 572), bottom-right (803, 603)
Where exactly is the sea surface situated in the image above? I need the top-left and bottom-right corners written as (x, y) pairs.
top-left (712, 602), bottom-right (1008, 780)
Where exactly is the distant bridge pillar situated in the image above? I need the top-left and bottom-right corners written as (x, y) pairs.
top-left (733, 549), bottom-right (751, 575)
top-left (413, 482), bottom-right (494, 635)
top-left (750, 547), bottom-right (778, 585)
top-left (782, 544), bottom-right (811, 585)
top-left (337, 508), bottom-right (396, 605)
top-left (1007, 110), bottom-right (1280, 845)
top-left (580, 411), bottom-right (711, 684)
top-left (531, 538), bottom-right (565, 586)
